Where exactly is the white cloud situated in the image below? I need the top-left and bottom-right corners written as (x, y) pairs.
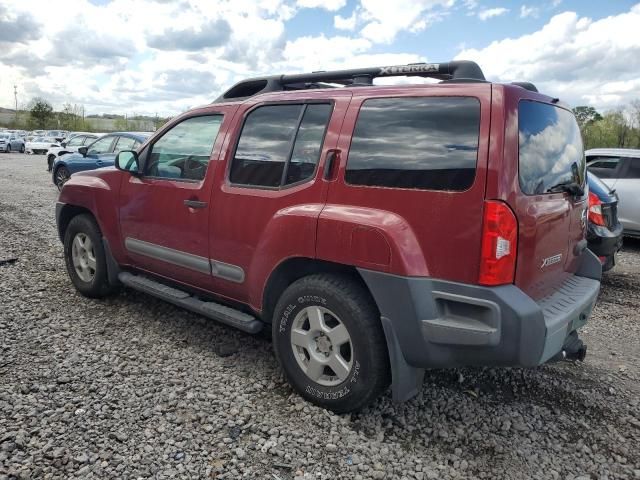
top-left (296, 0), bottom-right (346, 11)
top-left (478, 7), bottom-right (509, 21)
top-left (456, 4), bottom-right (640, 110)
top-left (520, 5), bottom-right (539, 18)
top-left (359, 0), bottom-right (455, 44)
top-left (334, 11), bottom-right (358, 30)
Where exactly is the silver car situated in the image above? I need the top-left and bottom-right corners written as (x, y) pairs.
top-left (0, 132), bottom-right (26, 153)
top-left (586, 148), bottom-right (640, 237)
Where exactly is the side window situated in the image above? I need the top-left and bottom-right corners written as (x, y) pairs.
top-left (345, 97), bottom-right (480, 191)
top-left (230, 103), bottom-right (332, 188)
top-left (286, 104), bottom-right (332, 185)
top-left (146, 115), bottom-right (223, 181)
top-left (114, 136), bottom-right (138, 153)
top-left (623, 158), bottom-right (640, 179)
top-left (87, 136), bottom-right (115, 155)
top-left (586, 157), bottom-right (621, 179)
top-left (67, 136), bottom-right (85, 147)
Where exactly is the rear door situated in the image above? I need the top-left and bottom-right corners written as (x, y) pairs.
top-left (509, 97), bottom-right (587, 300)
top-left (613, 157), bottom-right (640, 233)
top-left (208, 91), bottom-right (352, 306)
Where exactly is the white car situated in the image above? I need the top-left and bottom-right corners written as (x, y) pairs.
top-left (26, 137), bottom-right (59, 155)
top-left (46, 133), bottom-right (100, 171)
top-left (586, 148), bottom-right (640, 237)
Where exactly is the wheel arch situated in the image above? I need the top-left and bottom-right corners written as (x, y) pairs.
top-left (56, 204), bottom-right (95, 242)
top-left (261, 257), bottom-right (373, 324)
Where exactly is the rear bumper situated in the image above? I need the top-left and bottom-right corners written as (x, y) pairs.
top-left (587, 222), bottom-right (623, 258)
top-left (359, 249), bottom-right (602, 401)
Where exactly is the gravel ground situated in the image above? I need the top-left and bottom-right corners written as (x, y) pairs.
top-left (1, 152), bottom-right (639, 480)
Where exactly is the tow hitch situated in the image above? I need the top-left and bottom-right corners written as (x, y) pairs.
top-left (551, 331), bottom-right (587, 362)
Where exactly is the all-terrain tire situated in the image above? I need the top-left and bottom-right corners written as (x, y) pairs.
top-left (272, 274), bottom-right (390, 413)
top-left (63, 214), bottom-right (116, 298)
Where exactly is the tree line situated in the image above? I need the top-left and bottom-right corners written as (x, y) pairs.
top-left (573, 102), bottom-right (640, 150)
top-left (2, 98), bottom-right (169, 132)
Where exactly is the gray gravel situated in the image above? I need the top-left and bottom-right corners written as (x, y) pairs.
top-left (1, 152), bottom-right (639, 479)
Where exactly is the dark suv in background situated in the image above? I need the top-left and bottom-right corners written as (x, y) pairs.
top-left (55, 61), bottom-right (601, 412)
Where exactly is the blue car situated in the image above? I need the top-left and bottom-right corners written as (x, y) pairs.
top-left (52, 132), bottom-right (150, 189)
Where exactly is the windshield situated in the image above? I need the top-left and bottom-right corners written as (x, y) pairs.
top-left (0, 134), bottom-right (8, 139)
top-left (518, 101), bottom-right (585, 195)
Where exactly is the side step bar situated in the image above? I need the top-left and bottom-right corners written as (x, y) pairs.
top-left (118, 272), bottom-right (263, 334)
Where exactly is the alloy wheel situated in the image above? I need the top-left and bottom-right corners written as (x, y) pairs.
top-left (290, 306), bottom-right (353, 386)
top-left (71, 233), bottom-right (96, 282)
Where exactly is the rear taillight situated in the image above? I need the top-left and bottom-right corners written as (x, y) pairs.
top-left (588, 191), bottom-right (606, 226)
top-left (478, 200), bottom-right (518, 286)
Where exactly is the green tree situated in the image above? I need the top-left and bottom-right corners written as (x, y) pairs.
top-left (573, 106), bottom-right (603, 129)
top-left (29, 98), bottom-right (54, 129)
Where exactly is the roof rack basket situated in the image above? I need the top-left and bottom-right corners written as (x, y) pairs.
top-left (216, 60), bottom-right (486, 102)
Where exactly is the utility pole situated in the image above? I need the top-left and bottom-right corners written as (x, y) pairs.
top-left (13, 85), bottom-right (18, 124)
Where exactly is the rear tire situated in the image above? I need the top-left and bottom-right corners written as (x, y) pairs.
top-left (272, 274), bottom-right (390, 413)
top-left (6, 144), bottom-right (10, 153)
top-left (20, 144), bottom-right (25, 153)
top-left (47, 155), bottom-right (55, 171)
top-left (63, 214), bottom-right (115, 298)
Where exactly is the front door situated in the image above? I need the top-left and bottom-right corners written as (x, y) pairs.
top-left (118, 110), bottom-right (231, 289)
top-left (81, 136), bottom-right (117, 171)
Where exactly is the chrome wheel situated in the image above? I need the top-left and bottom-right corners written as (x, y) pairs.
top-left (290, 306), bottom-right (353, 386)
top-left (71, 233), bottom-right (96, 282)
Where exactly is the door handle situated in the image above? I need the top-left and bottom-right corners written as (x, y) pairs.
top-left (323, 149), bottom-right (340, 180)
top-left (184, 199), bottom-right (207, 209)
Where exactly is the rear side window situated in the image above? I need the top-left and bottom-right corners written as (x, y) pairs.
top-left (519, 101), bottom-right (585, 195)
top-left (230, 103), bottom-right (332, 188)
top-left (345, 97), bottom-right (480, 191)
top-left (623, 158), bottom-right (640, 179)
top-left (586, 157), bottom-right (621, 179)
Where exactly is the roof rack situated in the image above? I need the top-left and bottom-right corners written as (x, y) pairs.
top-left (216, 60), bottom-right (487, 102)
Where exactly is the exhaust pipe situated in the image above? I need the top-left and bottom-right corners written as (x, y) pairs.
top-left (550, 332), bottom-right (587, 363)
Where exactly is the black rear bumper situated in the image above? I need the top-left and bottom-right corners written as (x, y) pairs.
top-left (587, 222), bottom-right (623, 258)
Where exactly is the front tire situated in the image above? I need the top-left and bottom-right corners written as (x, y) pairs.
top-left (63, 214), bottom-right (115, 298)
top-left (20, 144), bottom-right (25, 153)
top-left (6, 144), bottom-right (10, 153)
top-left (272, 274), bottom-right (390, 413)
top-left (47, 155), bottom-right (55, 171)
top-left (54, 166), bottom-right (70, 190)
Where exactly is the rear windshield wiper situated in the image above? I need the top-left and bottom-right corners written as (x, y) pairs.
top-left (546, 180), bottom-right (584, 196)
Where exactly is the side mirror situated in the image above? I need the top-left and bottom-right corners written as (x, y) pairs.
top-left (115, 150), bottom-right (140, 175)
top-left (78, 146), bottom-right (88, 157)
top-left (61, 142), bottom-right (67, 148)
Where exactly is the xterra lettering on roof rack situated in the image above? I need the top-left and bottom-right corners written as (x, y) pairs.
top-left (216, 60), bottom-right (496, 102)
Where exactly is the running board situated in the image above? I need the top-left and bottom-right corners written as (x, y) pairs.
top-left (117, 272), bottom-right (263, 334)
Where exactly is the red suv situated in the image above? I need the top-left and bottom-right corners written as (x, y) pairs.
top-left (56, 61), bottom-right (601, 412)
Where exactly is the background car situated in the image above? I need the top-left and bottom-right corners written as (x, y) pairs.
top-left (586, 172), bottom-right (623, 271)
top-left (46, 133), bottom-right (100, 171)
top-left (52, 132), bottom-right (149, 189)
top-left (586, 148), bottom-right (640, 237)
top-left (26, 136), bottom-right (60, 155)
top-left (0, 132), bottom-right (26, 153)
top-left (46, 130), bottom-right (68, 142)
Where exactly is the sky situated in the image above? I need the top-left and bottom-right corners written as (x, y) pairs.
top-left (0, 0), bottom-right (639, 117)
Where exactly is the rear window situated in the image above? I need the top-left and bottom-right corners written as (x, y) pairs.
top-left (518, 101), bottom-right (585, 195)
top-left (345, 97), bottom-right (480, 191)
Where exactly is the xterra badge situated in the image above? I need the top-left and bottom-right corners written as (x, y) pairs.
top-left (541, 254), bottom-right (563, 269)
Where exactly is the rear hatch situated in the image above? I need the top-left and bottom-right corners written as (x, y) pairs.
top-left (512, 100), bottom-right (587, 300)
